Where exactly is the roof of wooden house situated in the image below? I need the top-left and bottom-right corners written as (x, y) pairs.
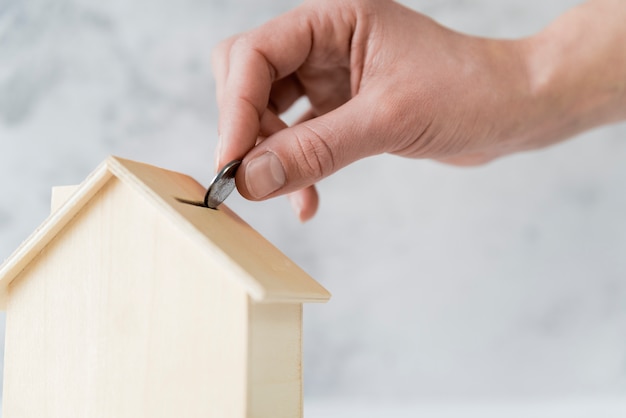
top-left (0, 156), bottom-right (331, 308)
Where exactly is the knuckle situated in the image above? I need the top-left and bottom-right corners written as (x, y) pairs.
top-left (229, 36), bottom-right (277, 81)
top-left (211, 38), bottom-right (233, 63)
top-left (230, 35), bottom-right (248, 52)
top-left (292, 124), bottom-right (336, 180)
top-left (230, 34), bottom-right (257, 58)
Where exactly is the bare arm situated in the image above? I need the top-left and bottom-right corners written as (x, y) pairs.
top-left (212, 0), bottom-right (626, 221)
top-left (521, 0), bottom-right (626, 145)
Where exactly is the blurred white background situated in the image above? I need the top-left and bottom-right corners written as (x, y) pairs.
top-left (1, 0), bottom-right (626, 414)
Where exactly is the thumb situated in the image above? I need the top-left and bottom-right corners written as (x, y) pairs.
top-left (236, 94), bottom-right (392, 200)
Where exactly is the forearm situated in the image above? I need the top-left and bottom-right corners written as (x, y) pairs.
top-left (525, 0), bottom-right (626, 140)
top-left (212, 0), bottom-right (626, 218)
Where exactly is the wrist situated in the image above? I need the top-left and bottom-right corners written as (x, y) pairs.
top-left (522, 0), bottom-right (626, 142)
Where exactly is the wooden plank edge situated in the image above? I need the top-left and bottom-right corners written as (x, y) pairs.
top-left (108, 157), bottom-right (330, 304)
top-left (0, 161), bottom-right (114, 309)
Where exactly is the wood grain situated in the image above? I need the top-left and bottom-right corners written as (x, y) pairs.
top-left (0, 157), bottom-right (330, 417)
top-left (4, 178), bottom-right (249, 417)
top-left (248, 303), bottom-right (303, 418)
top-left (0, 156), bottom-right (331, 306)
top-left (50, 185), bottom-right (80, 213)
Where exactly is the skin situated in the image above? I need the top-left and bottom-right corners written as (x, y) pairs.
top-left (212, 0), bottom-right (626, 222)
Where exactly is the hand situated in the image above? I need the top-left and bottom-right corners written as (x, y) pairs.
top-left (212, 0), bottom-right (626, 221)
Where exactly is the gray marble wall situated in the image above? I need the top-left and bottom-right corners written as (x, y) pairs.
top-left (1, 0), bottom-right (625, 402)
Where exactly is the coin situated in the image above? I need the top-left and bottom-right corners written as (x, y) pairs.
top-left (204, 160), bottom-right (242, 209)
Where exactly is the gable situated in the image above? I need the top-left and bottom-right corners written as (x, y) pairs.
top-left (0, 157), bottom-right (331, 307)
top-left (4, 177), bottom-right (251, 416)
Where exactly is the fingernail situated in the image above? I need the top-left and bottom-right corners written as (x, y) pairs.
top-left (288, 193), bottom-right (304, 221)
top-left (245, 152), bottom-right (286, 199)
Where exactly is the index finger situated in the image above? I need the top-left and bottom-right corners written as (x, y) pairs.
top-left (215, 6), bottom-right (315, 168)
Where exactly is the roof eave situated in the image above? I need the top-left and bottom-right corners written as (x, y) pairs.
top-left (0, 156), bottom-right (332, 309)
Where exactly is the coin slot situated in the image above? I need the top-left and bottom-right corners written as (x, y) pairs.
top-left (175, 197), bottom-right (218, 210)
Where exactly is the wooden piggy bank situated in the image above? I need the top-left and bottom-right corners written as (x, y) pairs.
top-left (0, 157), bottom-right (330, 418)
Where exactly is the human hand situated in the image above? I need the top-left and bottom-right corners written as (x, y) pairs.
top-left (212, 0), bottom-right (626, 221)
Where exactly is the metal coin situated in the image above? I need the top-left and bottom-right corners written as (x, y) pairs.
top-left (204, 160), bottom-right (242, 209)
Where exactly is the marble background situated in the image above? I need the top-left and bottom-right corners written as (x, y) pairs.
top-left (1, 0), bottom-right (626, 406)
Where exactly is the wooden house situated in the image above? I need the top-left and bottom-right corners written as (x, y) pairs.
top-left (0, 156), bottom-right (330, 418)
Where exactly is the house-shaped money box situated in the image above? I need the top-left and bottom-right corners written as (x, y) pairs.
top-left (0, 157), bottom-right (330, 418)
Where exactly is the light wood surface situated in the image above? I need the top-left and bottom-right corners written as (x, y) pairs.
top-left (0, 162), bottom-right (113, 307)
top-left (248, 303), bottom-right (303, 418)
top-left (0, 156), bottom-right (331, 306)
top-left (50, 185), bottom-right (80, 212)
top-left (4, 178), bottom-right (250, 417)
top-left (0, 157), bottom-right (328, 417)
